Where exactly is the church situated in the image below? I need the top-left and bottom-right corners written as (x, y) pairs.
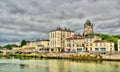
top-left (83, 20), bottom-right (94, 36)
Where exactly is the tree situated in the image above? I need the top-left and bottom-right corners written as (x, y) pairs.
top-left (3, 44), bottom-right (18, 50)
top-left (20, 40), bottom-right (27, 47)
top-left (0, 46), bottom-right (3, 49)
top-left (4, 44), bottom-right (12, 50)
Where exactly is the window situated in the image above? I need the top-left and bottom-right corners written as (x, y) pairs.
top-left (55, 32), bottom-right (56, 37)
top-left (104, 43), bottom-right (106, 46)
top-left (69, 44), bottom-right (71, 47)
top-left (100, 48), bottom-right (106, 52)
top-left (90, 48), bottom-right (92, 51)
top-left (77, 48), bottom-right (82, 52)
top-left (90, 43), bottom-right (92, 46)
top-left (96, 43), bottom-right (97, 46)
top-left (73, 44), bottom-right (74, 47)
top-left (67, 39), bottom-right (70, 42)
top-left (82, 44), bottom-right (84, 46)
top-left (95, 48), bottom-right (99, 52)
top-left (110, 43), bottom-right (113, 46)
top-left (86, 43), bottom-right (88, 46)
top-left (86, 39), bottom-right (88, 41)
top-left (110, 48), bottom-right (112, 51)
top-left (90, 39), bottom-right (92, 42)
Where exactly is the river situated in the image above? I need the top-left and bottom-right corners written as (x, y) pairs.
top-left (0, 58), bottom-right (120, 72)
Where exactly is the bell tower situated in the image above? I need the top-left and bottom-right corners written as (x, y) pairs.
top-left (83, 20), bottom-right (94, 36)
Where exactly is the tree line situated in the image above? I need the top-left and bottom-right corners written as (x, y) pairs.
top-left (0, 40), bottom-right (27, 50)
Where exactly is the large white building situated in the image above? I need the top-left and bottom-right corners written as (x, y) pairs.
top-left (49, 27), bottom-right (74, 52)
top-left (65, 34), bottom-right (85, 52)
top-left (93, 40), bottom-right (114, 53)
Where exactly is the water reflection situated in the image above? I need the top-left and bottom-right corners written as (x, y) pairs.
top-left (0, 58), bottom-right (120, 72)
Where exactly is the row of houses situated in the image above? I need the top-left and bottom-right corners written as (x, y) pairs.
top-left (13, 40), bottom-right (50, 53)
top-left (13, 20), bottom-right (119, 53)
top-left (49, 28), bottom-right (114, 53)
top-left (13, 28), bottom-right (115, 53)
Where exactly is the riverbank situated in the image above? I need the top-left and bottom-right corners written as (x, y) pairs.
top-left (1, 52), bottom-right (120, 61)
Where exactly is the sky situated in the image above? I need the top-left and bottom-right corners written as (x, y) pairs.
top-left (0, 0), bottom-right (120, 45)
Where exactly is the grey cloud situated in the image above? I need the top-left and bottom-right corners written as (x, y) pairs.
top-left (0, 0), bottom-right (120, 45)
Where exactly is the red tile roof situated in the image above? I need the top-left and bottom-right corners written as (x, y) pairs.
top-left (94, 40), bottom-right (113, 43)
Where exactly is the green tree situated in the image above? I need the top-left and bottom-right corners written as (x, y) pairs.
top-left (3, 44), bottom-right (18, 50)
top-left (20, 40), bottom-right (27, 47)
top-left (0, 46), bottom-right (3, 49)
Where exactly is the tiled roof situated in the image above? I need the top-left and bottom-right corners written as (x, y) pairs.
top-left (41, 39), bottom-right (49, 41)
top-left (85, 36), bottom-right (94, 38)
top-left (94, 40), bottom-right (113, 43)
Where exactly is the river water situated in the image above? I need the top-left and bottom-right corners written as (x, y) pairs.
top-left (0, 58), bottom-right (120, 72)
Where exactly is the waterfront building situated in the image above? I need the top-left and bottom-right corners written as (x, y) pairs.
top-left (12, 47), bottom-right (23, 52)
top-left (39, 39), bottom-right (50, 52)
top-left (49, 27), bottom-right (74, 52)
top-left (13, 39), bottom-right (50, 53)
top-left (93, 40), bottom-right (114, 53)
top-left (118, 39), bottom-right (120, 51)
top-left (84, 35), bottom-right (102, 52)
top-left (65, 35), bottom-right (103, 52)
top-left (65, 34), bottom-right (85, 52)
top-left (21, 40), bottom-right (42, 52)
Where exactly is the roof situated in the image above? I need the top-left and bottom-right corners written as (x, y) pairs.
top-left (41, 39), bottom-right (49, 41)
top-left (85, 35), bottom-right (94, 39)
top-left (94, 40), bottom-right (113, 43)
top-left (27, 39), bottom-right (49, 43)
top-left (50, 27), bottom-right (74, 32)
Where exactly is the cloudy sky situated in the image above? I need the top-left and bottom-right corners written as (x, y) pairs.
top-left (0, 0), bottom-right (120, 45)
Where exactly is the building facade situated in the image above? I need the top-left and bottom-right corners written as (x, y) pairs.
top-left (65, 35), bottom-right (114, 53)
top-left (39, 40), bottom-right (50, 52)
top-left (13, 39), bottom-right (50, 53)
top-left (49, 27), bottom-right (74, 52)
top-left (93, 40), bottom-right (114, 53)
top-left (118, 39), bottom-right (120, 51)
top-left (84, 35), bottom-right (102, 52)
top-left (65, 34), bottom-right (85, 52)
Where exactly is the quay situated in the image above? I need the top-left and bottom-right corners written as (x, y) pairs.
top-left (1, 51), bottom-right (120, 61)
